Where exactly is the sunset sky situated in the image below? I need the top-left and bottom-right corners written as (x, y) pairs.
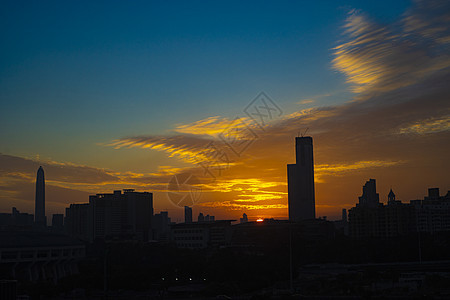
top-left (1, 0), bottom-right (449, 222)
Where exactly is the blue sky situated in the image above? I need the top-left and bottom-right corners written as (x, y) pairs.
top-left (1, 0), bottom-right (411, 172)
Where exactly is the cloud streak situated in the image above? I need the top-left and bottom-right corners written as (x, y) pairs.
top-left (332, 2), bottom-right (450, 94)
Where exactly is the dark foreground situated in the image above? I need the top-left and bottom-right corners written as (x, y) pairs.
top-left (2, 232), bottom-right (450, 299)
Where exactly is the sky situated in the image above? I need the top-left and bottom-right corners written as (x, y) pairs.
top-left (1, 0), bottom-right (449, 222)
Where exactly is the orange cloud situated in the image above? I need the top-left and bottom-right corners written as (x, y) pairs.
top-left (315, 160), bottom-right (404, 182)
top-left (174, 116), bottom-right (251, 137)
top-left (397, 116), bottom-right (450, 135)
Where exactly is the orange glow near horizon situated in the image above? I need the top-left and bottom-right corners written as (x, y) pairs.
top-left (256, 218), bottom-right (264, 222)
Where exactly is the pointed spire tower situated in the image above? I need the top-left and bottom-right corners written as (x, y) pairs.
top-left (35, 166), bottom-right (46, 226)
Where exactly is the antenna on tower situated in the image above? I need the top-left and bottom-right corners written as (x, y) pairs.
top-left (301, 127), bottom-right (309, 137)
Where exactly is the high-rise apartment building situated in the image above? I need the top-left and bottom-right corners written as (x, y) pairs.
top-left (89, 189), bottom-right (153, 241)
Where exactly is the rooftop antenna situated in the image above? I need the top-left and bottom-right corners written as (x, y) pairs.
top-left (301, 127), bottom-right (309, 137)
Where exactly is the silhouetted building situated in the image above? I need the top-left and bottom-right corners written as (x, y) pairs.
top-left (153, 211), bottom-right (171, 241)
top-left (0, 208), bottom-right (34, 228)
top-left (411, 188), bottom-right (450, 233)
top-left (184, 206), bottom-right (192, 223)
top-left (52, 214), bottom-right (64, 231)
top-left (333, 208), bottom-right (348, 235)
top-left (65, 203), bottom-right (92, 242)
top-left (287, 136), bottom-right (315, 221)
top-left (359, 179), bottom-right (380, 208)
top-left (425, 188), bottom-right (440, 200)
top-left (65, 190), bottom-right (154, 242)
top-left (12, 207), bottom-right (34, 226)
top-left (197, 212), bottom-right (215, 222)
top-left (349, 179), bottom-right (384, 238)
top-left (388, 189), bottom-right (396, 204)
top-left (240, 213), bottom-right (248, 223)
top-left (89, 189), bottom-right (153, 241)
top-left (35, 166), bottom-right (46, 227)
top-left (384, 195), bottom-right (416, 237)
top-left (349, 180), bottom-right (416, 238)
top-left (171, 220), bottom-right (233, 249)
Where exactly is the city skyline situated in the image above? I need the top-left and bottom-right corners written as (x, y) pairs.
top-left (1, 0), bottom-right (449, 221)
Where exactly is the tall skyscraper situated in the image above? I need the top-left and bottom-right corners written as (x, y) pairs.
top-left (287, 136), bottom-right (316, 221)
top-left (184, 206), bottom-right (193, 223)
top-left (35, 166), bottom-right (46, 226)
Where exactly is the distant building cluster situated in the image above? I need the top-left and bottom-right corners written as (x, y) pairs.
top-left (0, 167), bottom-right (85, 284)
top-left (0, 207), bottom-right (34, 228)
top-left (348, 179), bottom-right (450, 238)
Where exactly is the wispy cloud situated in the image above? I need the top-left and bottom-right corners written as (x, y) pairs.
top-left (397, 116), bottom-right (450, 134)
top-left (332, 2), bottom-right (450, 94)
top-left (315, 160), bottom-right (404, 182)
top-left (174, 116), bottom-right (250, 137)
top-left (298, 99), bottom-right (316, 105)
top-left (106, 135), bottom-right (212, 164)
